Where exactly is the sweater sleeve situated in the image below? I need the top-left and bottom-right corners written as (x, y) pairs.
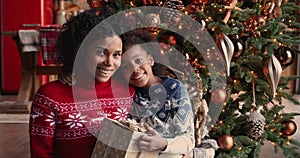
top-left (162, 81), bottom-right (195, 154)
top-left (29, 90), bottom-right (56, 158)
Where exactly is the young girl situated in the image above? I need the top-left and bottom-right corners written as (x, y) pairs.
top-left (119, 29), bottom-right (195, 157)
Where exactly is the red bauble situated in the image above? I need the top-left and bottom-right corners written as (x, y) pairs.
top-left (218, 134), bottom-right (234, 151)
top-left (281, 120), bottom-right (297, 136)
top-left (211, 88), bottom-right (226, 104)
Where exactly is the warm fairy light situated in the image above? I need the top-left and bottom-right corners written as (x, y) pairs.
top-left (178, 25), bottom-right (183, 30)
top-left (218, 8), bottom-right (223, 12)
top-left (271, 142), bottom-right (276, 146)
top-left (211, 125), bottom-right (214, 128)
top-left (234, 80), bottom-right (238, 83)
top-left (279, 32), bottom-right (283, 35)
top-left (219, 121), bottom-right (224, 124)
top-left (238, 147), bottom-right (243, 151)
top-left (273, 38), bottom-right (277, 42)
top-left (130, 1), bottom-right (134, 6)
top-left (185, 53), bottom-right (190, 59)
top-left (271, 129), bottom-right (275, 132)
top-left (258, 138), bottom-right (262, 142)
top-left (279, 132), bottom-right (283, 136)
top-left (286, 141), bottom-right (290, 145)
top-left (206, 17), bottom-right (212, 21)
top-left (222, 109), bottom-right (225, 112)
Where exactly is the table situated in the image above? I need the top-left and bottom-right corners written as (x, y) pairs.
top-left (1, 29), bottom-right (62, 112)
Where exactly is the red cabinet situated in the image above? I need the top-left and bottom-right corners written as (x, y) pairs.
top-left (0, 0), bottom-right (54, 94)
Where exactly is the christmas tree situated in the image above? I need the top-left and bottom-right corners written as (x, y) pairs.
top-left (103, 0), bottom-right (300, 157)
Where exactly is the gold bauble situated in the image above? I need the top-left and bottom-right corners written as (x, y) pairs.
top-left (282, 120), bottom-right (297, 136)
top-left (218, 134), bottom-right (234, 151)
top-left (211, 88), bottom-right (226, 104)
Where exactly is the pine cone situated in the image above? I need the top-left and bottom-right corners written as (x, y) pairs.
top-left (247, 111), bottom-right (266, 139)
top-left (161, 0), bottom-right (184, 25)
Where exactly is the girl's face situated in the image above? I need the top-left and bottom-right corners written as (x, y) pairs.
top-left (86, 36), bottom-right (122, 82)
top-left (120, 45), bottom-right (156, 88)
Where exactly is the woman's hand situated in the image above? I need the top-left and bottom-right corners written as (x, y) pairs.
top-left (138, 124), bottom-right (168, 152)
top-left (58, 73), bottom-right (75, 86)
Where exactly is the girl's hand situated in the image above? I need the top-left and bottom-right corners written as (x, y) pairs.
top-left (138, 124), bottom-right (167, 152)
top-left (58, 73), bottom-right (75, 86)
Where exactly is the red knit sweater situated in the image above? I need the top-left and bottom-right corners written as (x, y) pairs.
top-left (29, 79), bottom-right (134, 158)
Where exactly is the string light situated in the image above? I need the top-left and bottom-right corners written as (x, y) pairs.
top-left (238, 146), bottom-right (243, 151)
top-left (271, 142), bottom-right (276, 146)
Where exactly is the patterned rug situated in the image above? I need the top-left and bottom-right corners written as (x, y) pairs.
top-left (0, 113), bottom-right (30, 123)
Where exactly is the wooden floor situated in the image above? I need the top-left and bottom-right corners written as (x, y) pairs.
top-left (0, 95), bottom-right (30, 158)
top-left (0, 123), bottom-right (30, 158)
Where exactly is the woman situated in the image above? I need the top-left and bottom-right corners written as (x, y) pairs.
top-left (29, 8), bottom-right (134, 158)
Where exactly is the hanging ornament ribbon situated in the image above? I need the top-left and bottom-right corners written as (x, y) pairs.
top-left (222, 0), bottom-right (242, 24)
top-left (263, 54), bottom-right (282, 98)
top-left (216, 33), bottom-right (234, 76)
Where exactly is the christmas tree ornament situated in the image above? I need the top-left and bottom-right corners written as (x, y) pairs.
top-left (253, 15), bottom-right (266, 27)
top-left (263, 54), bottom-right (282, 98)
top-left (274, 46), bottom-right (296, 67)
top-left (263, 0), bottom-right (282, 19)
top-left (248, 15), bottom-right (266, 37)
top-left (210, 88), bottom-right (226, 104)
top-left (161, 0), bottom-right (184, 25)
top-left (187, 0), bottom-right (209, 13)
top-left (247, 111), bottom-right (266, 139)
top-left (218, 134), bottom-right (234, 151)
top-left (216, 33), bottom-right (234, 76)
top-left (232, 37), bottom-right (246, 58)
top-left (142, 0), bottom-right (153, 5)
top-left (142, 13), bottom-right (161, 27)
top-left (222, 0), bottom-right (239, 24)
top-left (161, 33), bottom-right (177, 46)
top-left (281, 120), bottom-right (297, 136)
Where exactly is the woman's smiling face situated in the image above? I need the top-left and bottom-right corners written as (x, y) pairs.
top-left (85, 35), bottom-right (123, 82)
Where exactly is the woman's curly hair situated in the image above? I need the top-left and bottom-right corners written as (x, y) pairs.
top-left (56, 5), bottom-right (119, 75)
